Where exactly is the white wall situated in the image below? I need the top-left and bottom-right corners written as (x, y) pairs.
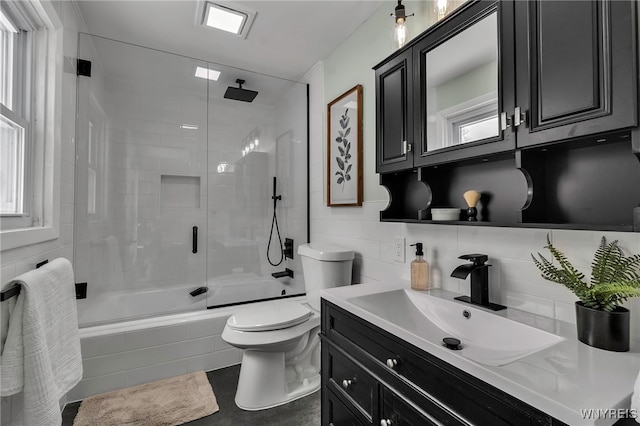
top-left (0, 2), bottom-right (87, 422)
top-left (309, 2), bottom-right (640, 341)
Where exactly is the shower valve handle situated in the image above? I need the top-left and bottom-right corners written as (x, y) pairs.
top-left (192, 226), bottom-right (198, 253)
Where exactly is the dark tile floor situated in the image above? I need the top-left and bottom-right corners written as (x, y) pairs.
top-left (62, 364), bottom-right (321, 425)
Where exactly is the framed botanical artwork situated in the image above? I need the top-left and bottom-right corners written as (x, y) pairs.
top-left (327, 84), bottom-right (363, 207)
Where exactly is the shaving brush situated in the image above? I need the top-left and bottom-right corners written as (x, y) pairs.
top-left (463, 190), bottom-right (481, 221)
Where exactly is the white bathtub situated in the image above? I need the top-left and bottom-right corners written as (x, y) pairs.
top-left (69, 277), bottom-right (305, 403)
top-left (76, 272), bottom-right (296, 327)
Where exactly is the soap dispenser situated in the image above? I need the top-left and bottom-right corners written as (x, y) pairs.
top-left (410, 243), bottom-right (430, 291)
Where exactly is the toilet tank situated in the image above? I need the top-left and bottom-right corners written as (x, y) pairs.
top-left (298, 243), bottom-right (354, 311)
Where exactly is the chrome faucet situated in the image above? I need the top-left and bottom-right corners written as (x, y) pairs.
top-left (451, 254), bottom-right (506, 311)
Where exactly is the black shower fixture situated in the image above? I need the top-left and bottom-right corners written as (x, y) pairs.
top-left (224, 79), bottom-right (258, 102)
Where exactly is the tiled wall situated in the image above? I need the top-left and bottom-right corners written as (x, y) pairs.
top-left (68, 311), bottom-right (241, 402)
top-left (309, 197), bottom-right (640, 339)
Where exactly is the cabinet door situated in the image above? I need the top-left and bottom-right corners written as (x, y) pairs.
top-left (327, 389), bottom-right (369, 426)
top-left (515, 0), bottom-right (637, 148)
top-left (381, 387), bottom-right (441, 426)
top-left (413, 0), bottom-right (516, 167)
top-left (375, 50), bottom-right (414, 173)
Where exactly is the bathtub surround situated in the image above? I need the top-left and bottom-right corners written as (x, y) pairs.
top-left (73, 33), bottom-right (309, 326)
top-left (68, 303), bottom-right (248, 402)
top-left (72, 370), bottom-right (218, 426)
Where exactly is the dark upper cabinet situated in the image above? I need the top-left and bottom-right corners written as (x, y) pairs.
top-left (375, 1), bottom-right (514, 173)
top-left (514, 0), bottom-right (638, 148)
top-left (375, 50), bottom-right (414, 173)
top-left (375, 0), bottom-right (638, 171)
top-left (413, 1), bottom-right (516, 167)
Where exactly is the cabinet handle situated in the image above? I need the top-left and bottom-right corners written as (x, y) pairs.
top-left (342, 379), bottom-right (352, 389)
top-left (380, 419), bottom-right (393, 426)
top-left (402, 141), bottom-right (412, 155)
top-left (500, 112), bottom-right (512, 130)
top-left (386, 358), bottom-right (398, 369)
top-left (514, 107), bottom-right (527, 127)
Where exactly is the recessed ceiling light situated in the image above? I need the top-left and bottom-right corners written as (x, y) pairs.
top-left (195, 66), bottom-right (220, 81)
top-left (203, 2), bottom-right (247, 35)
top-left (180, 124), bottom-right (199, 130)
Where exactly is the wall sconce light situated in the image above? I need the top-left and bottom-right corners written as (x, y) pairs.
top-left (392, 0), bottom-right (413, 49)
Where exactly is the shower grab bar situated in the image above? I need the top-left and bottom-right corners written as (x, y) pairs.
top-left (192, 226), bottom-right (198, 254)
top-left (1, 259), bottom-right (48, 302)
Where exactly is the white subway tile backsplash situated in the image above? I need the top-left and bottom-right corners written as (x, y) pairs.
top-left (66, 372), bottom-right (127, 402)
top-left (505, 291), bottom-right (555, 318)
top-left (458, 227), bottom-right (549, 261)
top-left (499, 258), bottom-right (577, 304)
top-left (550, 230), bottom-right (640, 269)
top-left (554, 301), bottom-right (577, 325)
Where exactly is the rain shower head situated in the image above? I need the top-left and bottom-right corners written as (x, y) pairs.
top-left (224, 79), bottom-right (258, 102)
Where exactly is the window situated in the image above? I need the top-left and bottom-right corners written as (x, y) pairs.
top-left (1, 0), bottom-right (61, 250)
top-left (0, 5), bottom-right (31, 228)
top-left (432, 92), bottom-right (499, 151)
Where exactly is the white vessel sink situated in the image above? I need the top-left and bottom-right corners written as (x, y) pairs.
top-left (347, 289), bottom-right (564, 366)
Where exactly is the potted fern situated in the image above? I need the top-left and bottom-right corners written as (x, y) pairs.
top-left (532, 236), bottom-right (640, 352)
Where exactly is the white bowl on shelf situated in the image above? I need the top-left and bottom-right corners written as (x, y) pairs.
top-left (431, 208), bottom-right (461, 221)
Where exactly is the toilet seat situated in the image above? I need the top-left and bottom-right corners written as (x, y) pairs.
top-left (226, 300), bottom-right (312, 331)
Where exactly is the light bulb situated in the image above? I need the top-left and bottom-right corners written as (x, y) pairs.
top-left (395, 19), bottom-right (407, 48)
top-left (436, 0), bottom-right (449, 20)
top-left (249, 143), bottom-right (255, 150)
top-left (254, 138), bottom-right (259, 146)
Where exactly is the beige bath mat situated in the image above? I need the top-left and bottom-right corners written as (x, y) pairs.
top-left (73, 370), bottom-right (219, 426)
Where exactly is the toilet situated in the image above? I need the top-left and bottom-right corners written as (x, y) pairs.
top-left (221, 243), bottom-right (354, 410)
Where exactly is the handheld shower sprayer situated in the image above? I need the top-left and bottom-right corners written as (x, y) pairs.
top-left (272, 176), bottom-right (282, 210)
top-left (267, 177), bottom-right (284, 266)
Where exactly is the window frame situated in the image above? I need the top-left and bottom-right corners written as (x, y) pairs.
top-left (0, 0), bottom-right (62, 251)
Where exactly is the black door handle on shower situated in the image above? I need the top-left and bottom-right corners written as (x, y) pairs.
top-left (192, 226), bottom-right (198, 253)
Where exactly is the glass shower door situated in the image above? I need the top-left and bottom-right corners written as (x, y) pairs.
top-left (74, 34), bottom-right (208, 326)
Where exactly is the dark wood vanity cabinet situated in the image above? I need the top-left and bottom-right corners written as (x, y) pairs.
top-left (321, 300), bottom-right (562, 426)
top-left (375, 0), bottom-right (639, 230)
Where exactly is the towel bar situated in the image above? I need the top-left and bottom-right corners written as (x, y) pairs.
top-left (0, 260), bottom-right (48, 302)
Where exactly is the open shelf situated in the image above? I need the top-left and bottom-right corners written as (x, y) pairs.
top-left (380, 130), bottom-right (640, 232)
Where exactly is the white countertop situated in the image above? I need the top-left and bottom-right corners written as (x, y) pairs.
top-left (321, 281), bottom-right (640, 426)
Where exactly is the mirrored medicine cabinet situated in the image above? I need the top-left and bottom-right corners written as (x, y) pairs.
top-left (424, 11), bottom-right (499, 153)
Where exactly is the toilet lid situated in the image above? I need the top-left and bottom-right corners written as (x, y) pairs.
top-left (226, 300), bottom-right (312, 331)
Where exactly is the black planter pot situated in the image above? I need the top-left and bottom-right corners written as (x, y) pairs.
top-left (575, 301), bottom-right (630, 352)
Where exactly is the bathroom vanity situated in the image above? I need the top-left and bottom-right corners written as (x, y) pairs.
top-left (320, 283), bottom-right (640, 426)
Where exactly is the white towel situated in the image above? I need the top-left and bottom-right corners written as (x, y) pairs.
top-left (0, 258), bottom-right (83, 425)
top-left (632, 369), bottom-right (640, 424)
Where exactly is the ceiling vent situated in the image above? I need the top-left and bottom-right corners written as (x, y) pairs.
top-left (201, 1), bottom-right (256, 39)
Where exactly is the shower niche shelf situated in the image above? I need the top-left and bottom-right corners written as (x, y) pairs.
top-left (380, 130), bottom-right (640, 232)
top-left (161, 175), bottom-right (201, 208)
